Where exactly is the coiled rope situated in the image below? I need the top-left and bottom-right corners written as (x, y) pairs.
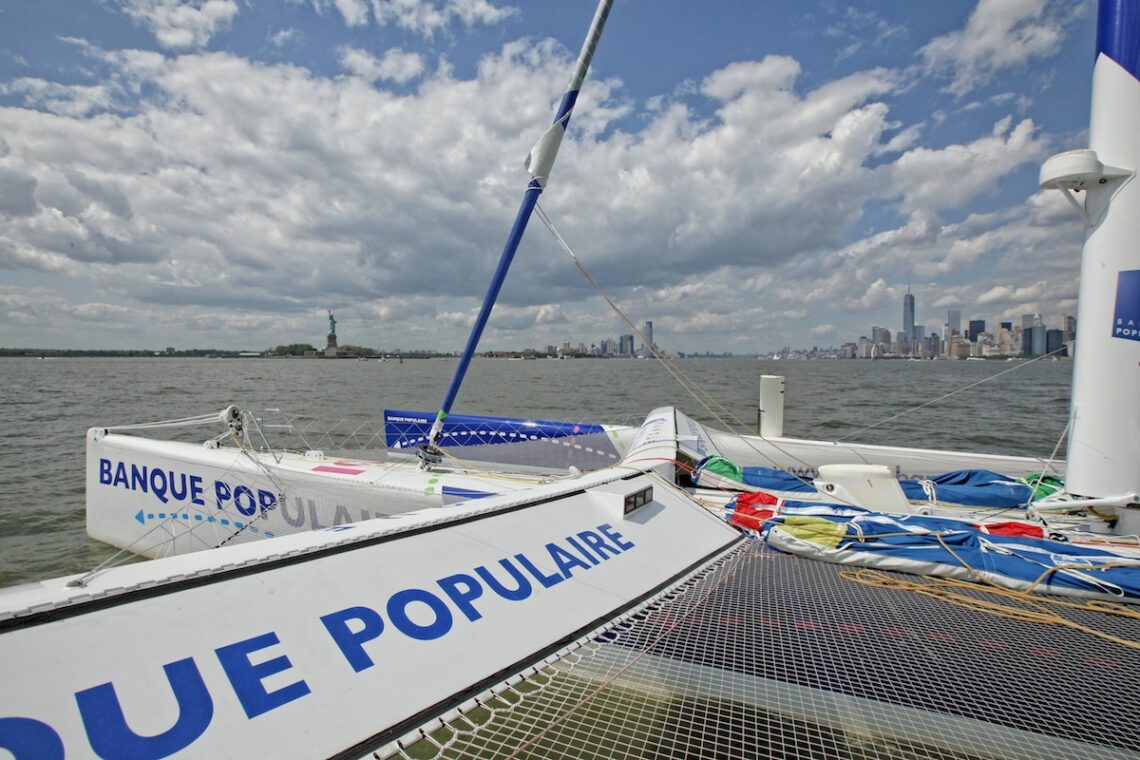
top-left (838, 528), bottom-right (1140, 650)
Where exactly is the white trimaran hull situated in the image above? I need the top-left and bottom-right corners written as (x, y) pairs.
top-left (85, 402), bottom-right (1068, 559)
top-left (2, 412), bottom-right (743, 758)
top-left (2, 0), bottom-right (1139, 757)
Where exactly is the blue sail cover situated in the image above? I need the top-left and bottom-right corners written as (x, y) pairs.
top-left (898, 470), bottom-right (1033, 507)
top-left (692, 456), bottom-right (1035, 508)
top-left (768, 512), bottom-right (1140, 601)
top-left (690, 457), bottom-right (816, 492)
top-left (385, 409), bottom-right (621, 472)
top-left (385, 410), bottom-right (607, 448)
top-left (739, 466), bottom-right (818, 492)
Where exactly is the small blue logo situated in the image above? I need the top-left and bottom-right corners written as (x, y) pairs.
top-left (1113, 269), bottom-right (1140, 342)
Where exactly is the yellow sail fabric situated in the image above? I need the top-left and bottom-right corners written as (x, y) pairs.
top-left (779, 516), bottom-right (846, 548)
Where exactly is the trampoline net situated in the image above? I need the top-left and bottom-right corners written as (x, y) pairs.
top-left (381, 540), bottom-right (1140, 760)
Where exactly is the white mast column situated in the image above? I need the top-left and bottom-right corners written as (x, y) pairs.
top-left (1042, 6), bottom-right (1140, 499)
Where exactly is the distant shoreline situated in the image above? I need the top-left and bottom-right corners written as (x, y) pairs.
top-left (0, 349), bottom-right (452, 359)
top-left (0, 349), bottom-right (1064, 361)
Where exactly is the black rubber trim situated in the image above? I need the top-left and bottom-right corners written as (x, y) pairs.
top-left (0, 473), bottom-right (653, 632)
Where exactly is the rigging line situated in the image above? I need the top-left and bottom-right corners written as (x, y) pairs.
top-left (1024, 408), bottom-right (1073, 516)
top-left (1041, 408), bottom-right (1073, 479)
top-left (210, 445), bottom-right (289, 550)
top-left (534, 205), bottom-right (747, 435)
top-left (69, 505), bottom-right (217, 585)
top-left (533, 203), bottom-right (762, 435)
top-left (82, 430), bottom-right (285, 573)
top-left (835, 344), bottom-right (1072, 443)
top-left (102, 412), bottom-right (227, 431)
top-left (70, 431), bottom-right (262, 582)
top-left (534, 204), bottom-right (858, 500)
top-left (928, 410), bottom-right (1071, 526)
top-left (533, 203), bottom-right (741, 429)
top-left (533, 202), bottom-right (861, 500)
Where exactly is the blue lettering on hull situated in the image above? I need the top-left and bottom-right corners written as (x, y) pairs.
top-left (1113, 269), bottom-right (1140, 342)
top-left (1, 522), bottom-right (640, 756)
top-left (99, 458), bottom-right (284, 537)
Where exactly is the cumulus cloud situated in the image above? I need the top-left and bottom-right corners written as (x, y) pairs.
top-left (884, 116), bottom-right (1048, 213)
top-left (270, 29), bottom-right (300, 48)
top-left (921, 0), bottom-right (1068, 96)
top-left (115, 0), bottom-right (239, 50)
top-left (340, 47), bottom-right (425, 83)
top-left (0, 79), bottom-right (114, 117)
top-left (0, 169), bottom-right (39, 218)
top-left (977, 280), bottom-right (1049, 304)
top-left (846, 278), bottom-right (894, 312)
top-left (0, 5), bottom-right (1087, 352)
top-left (320, 0), bottom-right (515, 36)
top-left (825, 6), bottom-right (907, 63)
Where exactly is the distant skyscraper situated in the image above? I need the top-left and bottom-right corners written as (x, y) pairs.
top-left (968, 319), bottom-right (985, 342)
top-left (903, 288), bottom-right (915, 343)
top-left (1031, 324), bottom-right (1047, 355)
top-left (641, 321), bottom-right (654, 354)
top-left (914, 325), bottom-right (925, 343)
top-left (1000, 321), bottom-right (1012, 332)
top-left (1046, 328), bottom-right (1066, 356)
top-left (947, 309), bottom-right (961, 336)
top-left (1062, 314), bottom-right (1076, 342)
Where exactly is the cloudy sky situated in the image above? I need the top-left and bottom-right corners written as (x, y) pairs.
top-left (0, 0), bottom-right (1097, 353)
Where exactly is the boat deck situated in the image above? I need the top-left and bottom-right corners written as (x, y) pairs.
top-left (385, 540), bottom-right (1140, 759)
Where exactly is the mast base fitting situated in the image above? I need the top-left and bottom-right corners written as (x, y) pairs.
top-left (417, 444), bottom-right (444, 469)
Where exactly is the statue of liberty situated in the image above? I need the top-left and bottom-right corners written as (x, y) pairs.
top-left (325, 309), bottom-right (339, 355)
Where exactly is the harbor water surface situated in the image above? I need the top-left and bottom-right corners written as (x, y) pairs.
top-left (0, 356), bottom-right (1071, 586)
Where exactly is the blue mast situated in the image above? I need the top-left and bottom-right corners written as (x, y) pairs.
top-left (419, 0), bottom-right (614, 467)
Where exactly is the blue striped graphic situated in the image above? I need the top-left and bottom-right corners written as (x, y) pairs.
top-left (1098, 0), bottom-right (1140, 81)
top-left (385, 409), bottom-right (606, 449)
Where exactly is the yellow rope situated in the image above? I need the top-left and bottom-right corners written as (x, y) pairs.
top-left (835, 528), bottom-right (1140, 649)
top-left (841, 568), bottom-right (1140, 650)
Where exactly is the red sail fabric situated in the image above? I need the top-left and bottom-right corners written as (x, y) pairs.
top-left (729, 491), bottom-right (780, 530)
top-left (973, 521), bottom-right (1045, 538)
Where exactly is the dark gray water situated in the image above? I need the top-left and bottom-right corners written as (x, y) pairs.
top-left (0, 356), bottom-right (1072, 587)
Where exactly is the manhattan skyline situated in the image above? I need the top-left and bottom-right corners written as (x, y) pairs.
top-left (1, 1), bottom-right (1096, 353)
